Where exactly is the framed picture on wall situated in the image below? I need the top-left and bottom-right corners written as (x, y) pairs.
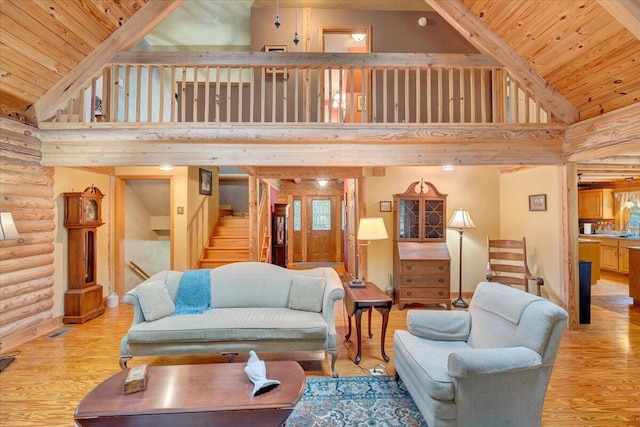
top-left (199, 168), bottom-right (212, 196)
top-left (529, 194), bottom-right (546, 211)
top-left (380, 201), bottom-right (392, 212)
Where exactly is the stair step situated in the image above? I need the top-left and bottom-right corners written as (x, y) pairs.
top-left (208, 237), bottom-right (250, 248)
top-left (214, 227), bottom-right (249, 237)
top-left (202, 247), bottom-right (250, 259)
top-left (218, 217), bottom-right (249, 226)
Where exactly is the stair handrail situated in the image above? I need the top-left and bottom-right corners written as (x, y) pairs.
top-left (258, 181), bottom-right (271, 263)
top-left (128, 260), bottom-right (151, 280)
top-left (188, 197), bottom-right (210, 269)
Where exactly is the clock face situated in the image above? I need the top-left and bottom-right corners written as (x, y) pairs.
top-left (84, 200), bottom-right (98, 221)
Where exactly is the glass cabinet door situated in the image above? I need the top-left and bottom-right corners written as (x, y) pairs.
top-left (423, 199), bottom-right (444, 239)
top-left (398, 198), bottom-right (420, 239)
top-left (394, 181), bottom-right (447, 243)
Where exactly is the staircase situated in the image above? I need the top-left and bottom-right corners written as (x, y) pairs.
top-left (198, 217), bottom-right (250, 269)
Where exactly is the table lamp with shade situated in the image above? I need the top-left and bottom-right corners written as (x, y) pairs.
top-left (350, 217), bottom-right (388, 287)
top-left (447, 208), bottom-right (476, 308)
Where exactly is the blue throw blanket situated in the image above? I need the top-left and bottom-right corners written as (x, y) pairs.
top-left (172, 269), bottom-right (212, 315)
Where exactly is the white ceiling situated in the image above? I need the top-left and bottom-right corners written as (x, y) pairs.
top-left (127, 180), bottom-right (171, 216)
top-left (143, 0), bottom-right (253, 49)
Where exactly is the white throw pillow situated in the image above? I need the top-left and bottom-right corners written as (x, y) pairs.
top-left (136, 280), bottom-right (175, 321)
top-left (288, 275), bottom-right (326, 312)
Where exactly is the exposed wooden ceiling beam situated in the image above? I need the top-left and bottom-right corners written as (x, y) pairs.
top-left (597, 0), bottom-right (640, 40)
top-left (250, 167), bottom-right (363, 179)
top-left (28, 0), bottom-right (184, 125)
top-left (425, 0), bottom-right (579, 124)
top-left (564, 102), bottom-right (640, 162)
top-left (37, 123), bottom-right (566, 167)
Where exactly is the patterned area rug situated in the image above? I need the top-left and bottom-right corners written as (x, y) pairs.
top-left (286, 376), bottom-right (428, 427)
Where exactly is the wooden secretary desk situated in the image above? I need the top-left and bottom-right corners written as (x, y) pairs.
top-left (393, 181), bottom-right (451, 309)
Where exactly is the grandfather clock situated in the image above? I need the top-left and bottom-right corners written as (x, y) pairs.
top-left (63, 186), bottom-right (105, 324)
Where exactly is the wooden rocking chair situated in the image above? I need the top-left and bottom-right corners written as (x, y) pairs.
top-left (486, 237), bottom-right (544, 296)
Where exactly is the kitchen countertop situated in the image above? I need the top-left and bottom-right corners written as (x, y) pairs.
top-left (580, 234), bottom-right (640, 241)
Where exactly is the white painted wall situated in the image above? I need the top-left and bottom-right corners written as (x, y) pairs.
top-left (364, 166), bottom-right (502, 296)
top-left (499, 166), bottom-right (562, 303)
top-left (123, 184), bottom-right (170, 292)
top-left (53, 168), bottom-right (113, 318)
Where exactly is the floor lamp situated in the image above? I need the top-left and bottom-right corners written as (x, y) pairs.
top-left (350, 217), bottom-right (388, 287)
top-left (447, 208), bottom-right (476, 308)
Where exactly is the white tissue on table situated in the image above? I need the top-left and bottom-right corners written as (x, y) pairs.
top-left (244, 350), bottom-right (280, 396)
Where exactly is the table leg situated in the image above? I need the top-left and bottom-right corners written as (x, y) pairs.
top-left (367, 307), bottom-right (373, 338)
top-left (375, 305), bottom-right (391, 362)
top-left (345, 312), bottom-right (353, 341)
top-left (354, 308), bottom-right (364, 364)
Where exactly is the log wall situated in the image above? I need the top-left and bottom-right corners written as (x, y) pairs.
top-left (0, 118), bottom-right (58, 353)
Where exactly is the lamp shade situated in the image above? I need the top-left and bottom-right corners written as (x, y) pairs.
top-left (357, 217), bottom-right (388, 241)
top-left (447, 208), bottom-right (476, 229)
top-left (0, 212), bottom-right (21, 241)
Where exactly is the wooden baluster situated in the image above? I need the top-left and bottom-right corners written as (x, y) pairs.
top-left (191, 66), bottom-right (198, 122)
top-left (203, 66), bottom-right (210, 123)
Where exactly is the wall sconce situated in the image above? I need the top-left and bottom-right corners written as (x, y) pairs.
top-left (316, 178), bottom-right (330, 188)
top-left (442, 165), bottom-right (455, 171)
top-left (159, 165), bottom-right (174, 171)
top-left (0, 212), bottom-right (23, 242)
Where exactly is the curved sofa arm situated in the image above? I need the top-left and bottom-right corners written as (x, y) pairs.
top-left (448, 346), bottom-right (542, 378)
top-left (321, 268), bottom-right (345, 329)
top-left (122, 270), bottom-right (172, 326)
top-left (123, 291), bottom-right (146, 326)
top-left (407, 310), bottom-right (471, 341)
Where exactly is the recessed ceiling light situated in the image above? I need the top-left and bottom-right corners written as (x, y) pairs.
top-left (159, 165), bottom-right (174, 171)
top-left (351, 33), bottom-right (366, 42)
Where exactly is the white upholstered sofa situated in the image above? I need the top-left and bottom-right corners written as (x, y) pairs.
top-left (394, 281), bottom-right (568, 427)
top-left (120, 262), bottom-right (344, 377)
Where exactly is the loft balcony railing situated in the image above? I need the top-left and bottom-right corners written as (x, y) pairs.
top-left (49, 52), bottom-right (553, 125)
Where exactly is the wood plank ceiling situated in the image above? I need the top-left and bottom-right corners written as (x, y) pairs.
top-left (0, 0), bottom-right (151, 122)
top-left (0, 0), bottom-right (638, 182)
top-left (462, 0), bottom-right (639, 121)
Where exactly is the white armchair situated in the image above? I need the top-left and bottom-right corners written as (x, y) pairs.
top-left (394, 281), bottom-right (568, 427)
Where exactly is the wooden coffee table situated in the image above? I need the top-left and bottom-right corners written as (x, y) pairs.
top-left (343, 281), bottom-right (393, 364)
top-left (74, 361), bottom-right (305, 427)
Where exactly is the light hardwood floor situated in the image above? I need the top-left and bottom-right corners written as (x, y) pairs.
top-left (0, 275), bottom-right (638, 426)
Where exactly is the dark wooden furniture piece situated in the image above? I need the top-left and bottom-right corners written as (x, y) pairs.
top-left (343, 281), bottom-right (393, 364)
top-left (630, 247), bottom-right (640, 306)
top-left (486, 237), bottom-right (544, 296)
top-left (272, 203), bottom-right (288, 267)
top-left (63, 186), bottom-right (105, 324)
top-left (393, 181), bottom-right (451, 309)
top-left (74, 361), bottom-right (306, 427)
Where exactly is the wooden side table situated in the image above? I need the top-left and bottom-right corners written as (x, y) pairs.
top-left (343, 282), bottom-right (393, 364)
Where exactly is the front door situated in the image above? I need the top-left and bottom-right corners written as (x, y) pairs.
top-left (306, 196), bottom-right (338, 262)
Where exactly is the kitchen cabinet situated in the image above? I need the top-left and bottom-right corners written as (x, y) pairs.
top-left (599, 238), bottom-right (619, 271)
top-left (578, 189), bottom-right (614, 219)
top-left (619, 240), bottom-right (635, 274)
top-left (592, 237), bottom-right (637, 274)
